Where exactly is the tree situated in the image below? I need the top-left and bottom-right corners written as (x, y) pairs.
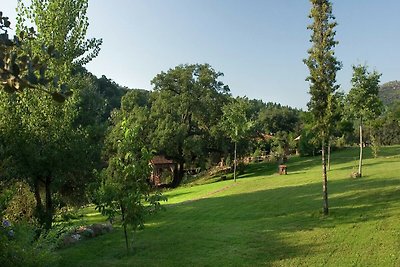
top-left (304, 0), bottom-right (341, 215)
top-left (221, 97), bottom-right (253, 182)
top-left (347, 65), bottom-right (382, 177)
top-left (150, 64), bottom-right (230, 187)
top-left (0, 11), bottom-right (70, 100)
top-left (16, 0), bottom-right (102, 80)
top-left (257, 103), bottom-right (301, 135)
top-left (95, 117), bottom-right (165, 254)
top-left (0, 0), bottom-right (103, 230)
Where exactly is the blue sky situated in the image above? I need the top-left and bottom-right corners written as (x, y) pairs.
top-left (3, 1), bottom-right (400, 109)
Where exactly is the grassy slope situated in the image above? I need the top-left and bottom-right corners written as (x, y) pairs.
top-left (58, 146), bottom-right (400, 266)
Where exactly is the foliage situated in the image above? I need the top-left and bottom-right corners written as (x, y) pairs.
top-left (0, 219), bottom-right (59, 266)
top-left (347, 65), bottom-right (382, 121)
top-left (0, 10), bottom-right (70, 100)
top-left (220, 97), bottom-right (254, 181)
top-left (347, 65), bottom-right (382, 176)
top-left (0, 0), bottom-right (103, 230)
top-left (95, 75), bottom-right (127, 119)
top-left (371, 101), bottom-right (400, 145)
top-left (95, 117), bottom-right (166, 253)
top-left (304, 0), bottom-right (341, 136)
top-left (58, 146), bottom-right (400, 266)
top-left (270, 131), bottom-right (295, 162)
top-left (150, 63), bottom-right (230, 187)
top-left (378, 80), bottom-right (400, 106)
top-left (16, 0), bottom-right (102, 76)
top-left (257, 102), bottom-right (301, 135)
top-left (221, 97), bottom-right (253, 143)
top-left (0, 87), bottom-right (104, 229)
top-left (4, 181), bottom-right (36, 224)
top-left (304, 0), bottom-right (341, 215)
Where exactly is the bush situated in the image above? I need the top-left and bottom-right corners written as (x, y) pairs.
top-left (237, 162), bottom-right (246, 175)
top-left (5, 182), bottom-right (36, 224)
top-left (0, 221), bottom-right (59, 266)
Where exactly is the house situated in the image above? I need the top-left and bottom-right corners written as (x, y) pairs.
top-left (150, 155), bottom-right (177, 186)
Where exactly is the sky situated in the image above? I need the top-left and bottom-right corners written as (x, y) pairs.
top-left (2, 1), bottom-right (400, 109)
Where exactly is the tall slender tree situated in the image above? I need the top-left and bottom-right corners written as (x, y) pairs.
top-left (347, 65), bottom-right (382, 177)
top-left (220, 97), bottom-right (253, 182)
top-left (304, 0), bottom-right (341, 215)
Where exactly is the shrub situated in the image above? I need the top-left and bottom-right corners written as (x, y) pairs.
top-left (0, 221), bottom-right (59, 266)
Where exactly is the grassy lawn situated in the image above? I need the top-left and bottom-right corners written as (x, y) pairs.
top-left (57, 146), bottom-right (400, 266)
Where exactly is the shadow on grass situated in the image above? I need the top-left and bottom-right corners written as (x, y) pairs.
top-left (248, 146), bottom-right (400, 176)
top-left (57, 146), bottom-right (400, 266)
top-left (146, 174), bottom-right (400, 265)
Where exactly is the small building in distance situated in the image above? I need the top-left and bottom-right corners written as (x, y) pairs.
top-left (150, 155), bottom-right (177, 186)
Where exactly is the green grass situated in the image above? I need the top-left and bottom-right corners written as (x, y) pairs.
top-left (57, 146), bottom-right (400, 266)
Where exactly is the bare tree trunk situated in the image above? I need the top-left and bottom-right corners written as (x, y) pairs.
top-left (233, 141), bottom-right (237, 182)
top-left (358, 117), bottom-right (363, 177)
top-left (327, 140), bottom-right (331, 171)
top-left (322, 138), bottom-right (329, 215)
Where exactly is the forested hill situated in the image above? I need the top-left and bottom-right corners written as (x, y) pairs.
top-left (379, 81), bottom-right (400, 106)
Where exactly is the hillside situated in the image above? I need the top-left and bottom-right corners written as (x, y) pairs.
top-left (57, 146), bottom-right (400, 266)
top-left (379, 80), bottom-right (400, 106)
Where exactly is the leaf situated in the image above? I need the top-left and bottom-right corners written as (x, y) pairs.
top-left (51, 92), bottom-right (66, 103)
top-left (11, 63), bottom-right (20, 76)
top-left (3, 84), bottom-right (15, 93)
top-left (26, 71), bottom-right (38, 85)
top-left (39, 65), bottom-right (47, 78)
top-left (52, 76), bottom-right (59, 87)
top-left (63, 90), bottom-right (73, 97)
top-left (47, 45), bottom-right (55, 56)
top-left (4, 20), bottom-right (10, 28)
top-left (60, 83), bottom-right (68, 92)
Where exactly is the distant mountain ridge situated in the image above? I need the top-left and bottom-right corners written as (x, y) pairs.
top-left (379, 80), bottom-right (400, 106)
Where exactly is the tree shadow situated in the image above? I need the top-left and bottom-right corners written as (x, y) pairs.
top-left (142, 174), bottom-right (400, 265)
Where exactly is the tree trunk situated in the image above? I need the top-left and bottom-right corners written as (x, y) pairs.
top-left (322, 138), bottom-right (329, 215)
top-left (33, 179), bottom-right (44, 226)
top-left (327, 140), bottom-right (331, 171)
top-left (358, 118), bottom-right (363, 177)
top-left (121, 203), bottom-right (130, 254)
top-left (233, 141), bottom-right (237, 182)
top-left (171, 161), bottom-right (185, 188)
top-left (44, 177), bottom-right (53, 230)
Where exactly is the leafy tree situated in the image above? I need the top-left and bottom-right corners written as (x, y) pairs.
top-left (304, 0), bottom-right (341, 215)
top-left (371, 101), bottom-right (400, 146)
top-left (347, 65), bottom-right (382, 176)
top-left (298, 112), bottom-right (320, 156)
top-left (150, 64), bottom-right (230, 187)
top-left (220, 97), bottom-right (253, 181)
top-left (0, 11), bottom-right (69, 100)
top-left (95, 117), bottom-right (165, 254)
top-left (0, 0), bottom-right (103, 230)
top-left (0, 83), bottom-right (105, 229)
top-left (257, 103), bottom-right (301, 135)
top-left (95, 75), bottom-right (127, 119)
top-left (16, 0), bottom-right (102, 81)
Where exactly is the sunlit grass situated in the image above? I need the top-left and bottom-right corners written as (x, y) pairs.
top-left (57, 146), bottom-right (400, 266)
